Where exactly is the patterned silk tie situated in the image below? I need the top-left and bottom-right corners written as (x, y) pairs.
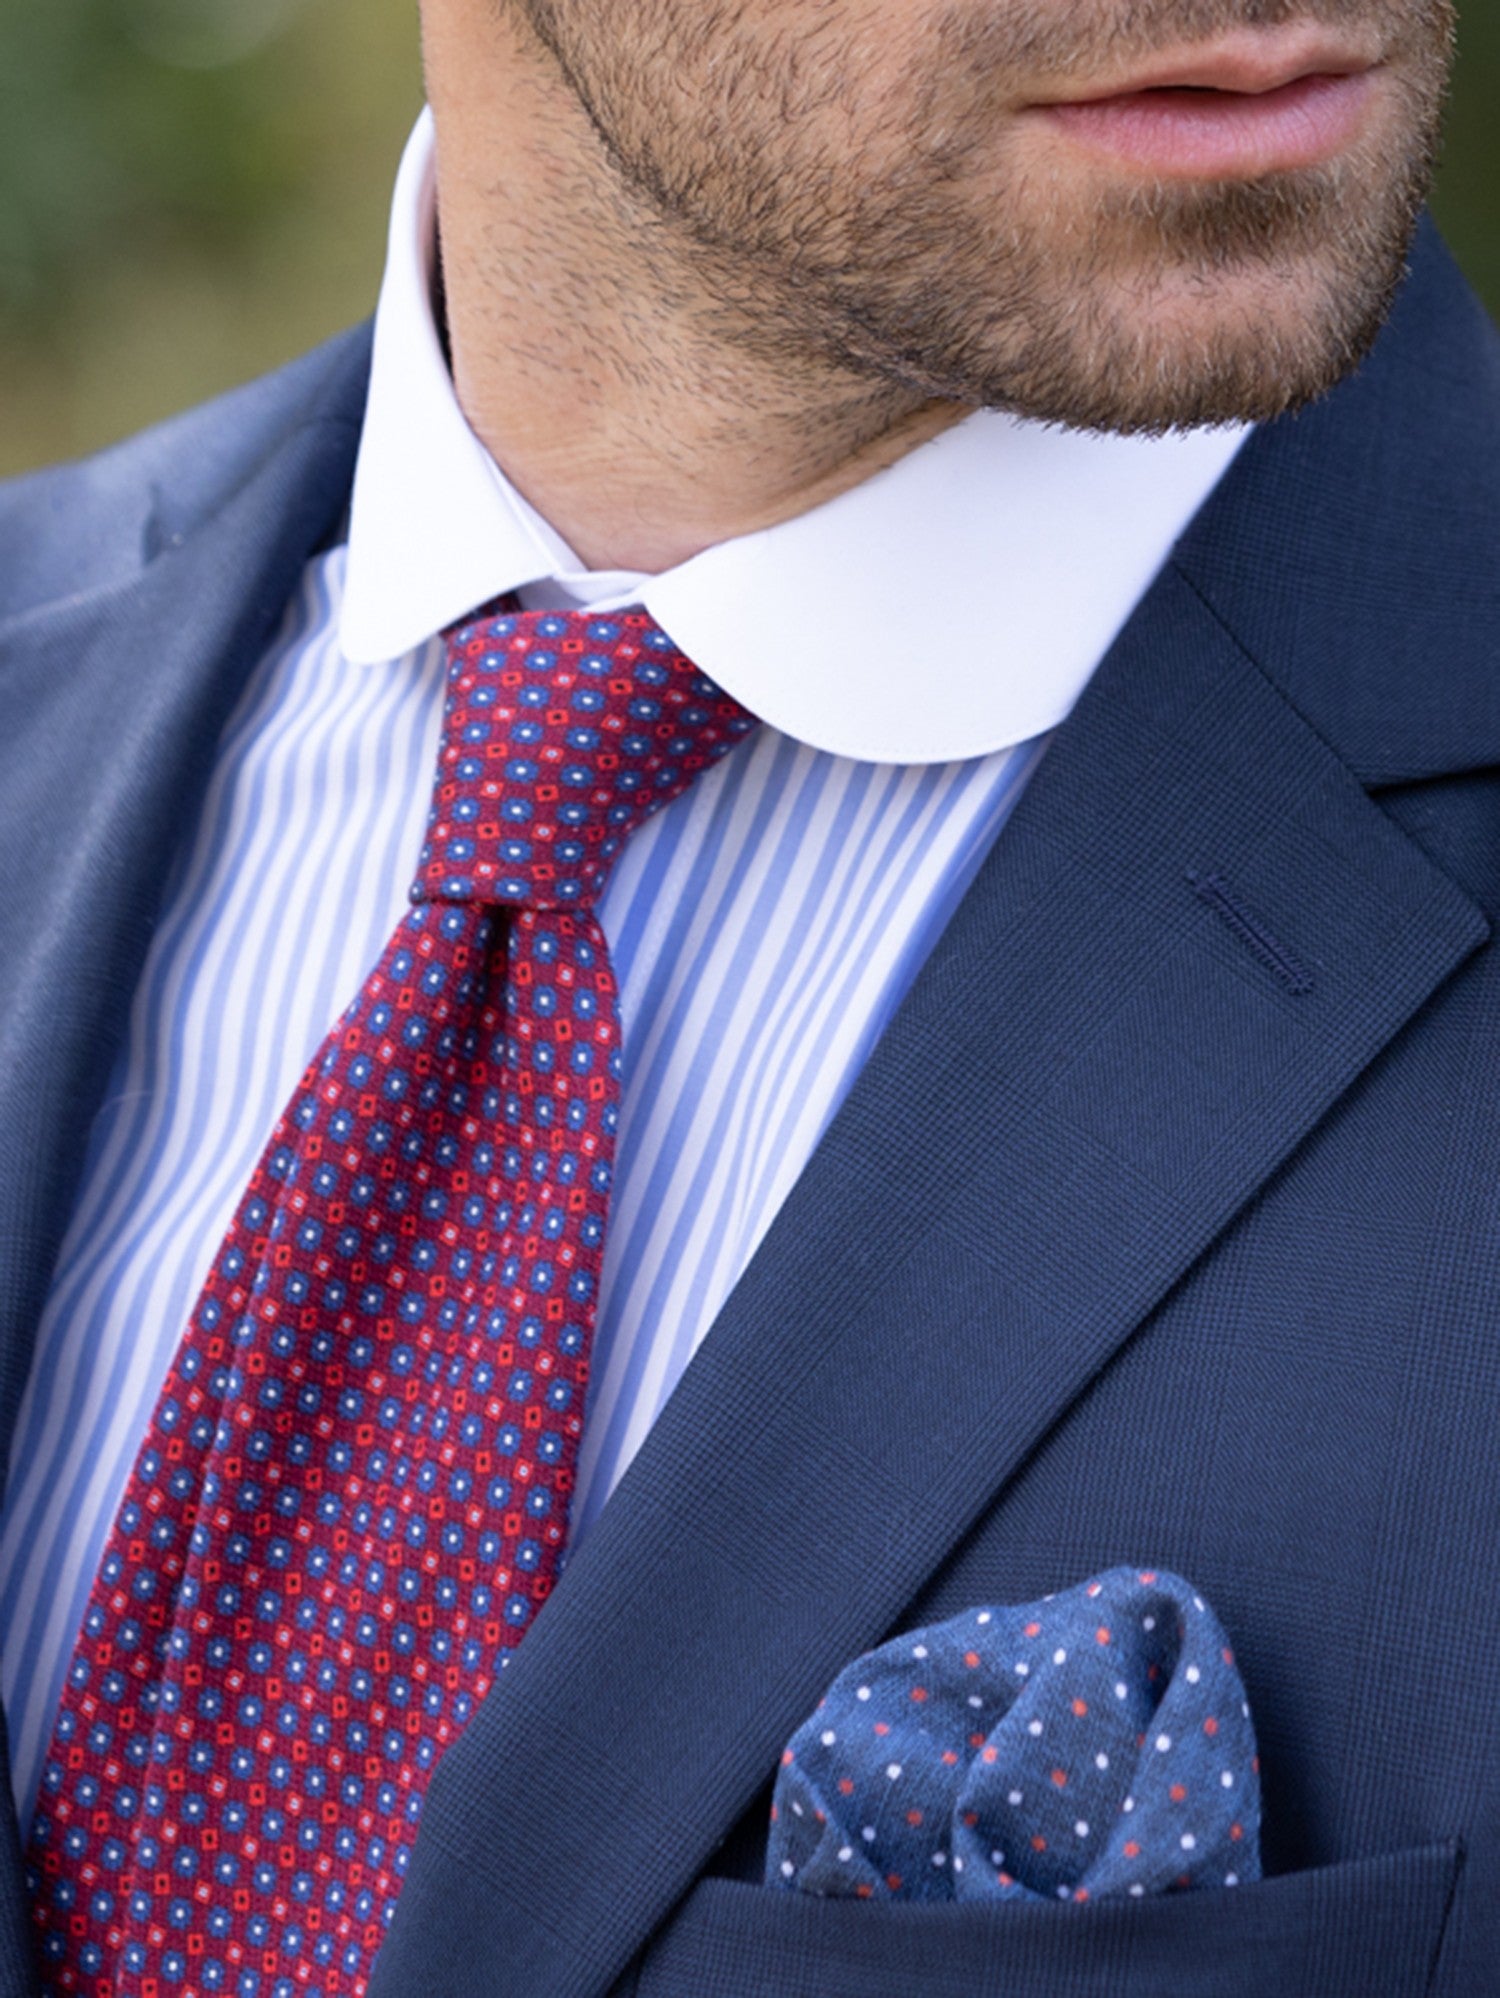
top-left (27, 607), bottom-right (756, 1997)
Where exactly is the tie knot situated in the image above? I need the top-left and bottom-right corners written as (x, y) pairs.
top-left (413, 606), bottom-right (756, 910)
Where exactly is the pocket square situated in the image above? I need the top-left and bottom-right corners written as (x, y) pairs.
top-left (767, 1567), bottom-right (1261, 1906)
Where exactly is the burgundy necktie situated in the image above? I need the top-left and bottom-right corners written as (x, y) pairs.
top-left (26, 606), bottom-right (755, 1996)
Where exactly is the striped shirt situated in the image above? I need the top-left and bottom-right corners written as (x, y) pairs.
top-left (0, 113), bottom-right (1247, 1826)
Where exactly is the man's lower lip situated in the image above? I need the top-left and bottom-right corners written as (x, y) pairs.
top-left (1041, 70), bottom-right (1378, 177)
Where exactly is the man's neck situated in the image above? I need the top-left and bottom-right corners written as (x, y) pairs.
top-left (422, 0), bottom-right (962, 574)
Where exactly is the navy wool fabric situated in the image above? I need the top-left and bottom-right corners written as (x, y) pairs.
top-left (767, 1570), bottom-right (1259, 1905)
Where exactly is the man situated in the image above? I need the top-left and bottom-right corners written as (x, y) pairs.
top-left (0, 0), bottom-right (1494, 1990)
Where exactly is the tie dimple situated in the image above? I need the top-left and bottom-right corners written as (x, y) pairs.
top-left (26, 608), bottom-right (754, 1997)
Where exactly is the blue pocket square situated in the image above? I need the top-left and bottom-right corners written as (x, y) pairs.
top-left (767, 1567), bottom-right (1261, 1905)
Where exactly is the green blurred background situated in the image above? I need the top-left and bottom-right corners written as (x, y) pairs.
top-left (2, 0), bottom-right (1496, 479)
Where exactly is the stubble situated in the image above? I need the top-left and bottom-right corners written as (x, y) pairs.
top-left (509, 0), bottom-right (1457, 431)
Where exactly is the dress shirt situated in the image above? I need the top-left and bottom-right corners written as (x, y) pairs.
top-left (0, 106), bottom-right (1248, 1827)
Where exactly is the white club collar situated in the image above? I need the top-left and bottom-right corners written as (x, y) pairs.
top-left (341, 109), bottom-right (1250, 765)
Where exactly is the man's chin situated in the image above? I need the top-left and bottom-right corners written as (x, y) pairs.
top-left (1041, 267), bottom-right (1402, 432)
top-left (897, 201), bottom-right (1422, 433)
top-left (971, 122), bottom-right (1434, 430)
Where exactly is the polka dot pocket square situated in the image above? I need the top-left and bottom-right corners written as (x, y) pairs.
top-left (766, 1568), bottom-right (1260, 1906)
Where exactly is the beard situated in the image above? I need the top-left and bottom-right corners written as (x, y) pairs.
top-left (508, 0), bottom-right (1456, 432)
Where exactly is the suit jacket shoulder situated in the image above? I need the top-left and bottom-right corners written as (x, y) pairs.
top-left (0, 321), bottom-right (373, 626)
top-left (1171, 218), bottom-right (1500, 788)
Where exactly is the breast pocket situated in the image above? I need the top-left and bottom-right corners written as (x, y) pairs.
top-left (632, 1841), bottom-right (1462, 1998)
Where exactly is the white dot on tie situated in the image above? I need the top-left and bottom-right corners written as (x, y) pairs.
top-left (1056, 1885), bottom-right (1071, 1900)
top-left (886, 1763), bottom-right (902, 1781)
top-left (1074, 1821), bottom-right (1089, 1838)
top-left (857, 1687), bottom-right (871, 1702)
top-left (1186, 1665), bottom-right (1201, 1684)
top-left (821, 1730), bottom-right (836, 1746)
top-left (913, 1645), bottom-right (929, 1660)
top-left (862, 1827), bottom-right (876, 1842)
top-left (978, 1612), bottom-right (993, 1625)
top-left (1028, 1719), bottom-right (1044, 1737)
top-left (932, 1852), bottom-right (947, 1868)
top-left (1095, 1753), bottom-right (1109, 1771)
top-left (1181, 1833), bottom-right (1196, 1850)
top-left (991, 1849), bottom-right (1005, 1867)
top-left (1130, 1883), bottom-right (1145, 1898)
top-left (838, 1846), bottom-right (853, 1863)
top-left (1143, 1615), bottom-right (1156, 1631)
top-left (780, 1861), bottom-right (794, 1878)
top-left (1225, 1872), bottom-right (1239, 1887)
top-left (968, 1694), bottom-right (984, 1708)
top-left (1221, 1771), bottom-right (1234, 1788)
top-left (1115, 1682), bottom-right (1128, 1700)
top-left (1123, 1796), bottom-right (1136, 1813)
top-left (1008, 1791), bottom-right (1023, 1807)
top-left (791, 1801), bottom-right (804, 1818)
top-left (1155, 1733), bottom-right (1172, 1752)
top-left (1015, 1662), bottom-right (1030, 1677)
top-left (953, 1856), bottom-right (964, 1873)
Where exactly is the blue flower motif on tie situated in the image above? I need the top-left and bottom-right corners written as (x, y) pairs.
top-left (767, 1568), bottom-right (1260, 1905)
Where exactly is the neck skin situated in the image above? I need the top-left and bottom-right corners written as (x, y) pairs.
top-left (421, 0), bottom-right (962, 573)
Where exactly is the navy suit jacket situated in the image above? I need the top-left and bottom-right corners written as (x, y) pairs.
top-left (1, 221), bottom-right (1498, 1998)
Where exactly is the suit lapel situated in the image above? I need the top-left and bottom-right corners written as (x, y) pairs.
top-left (0, 329), bottom-right (369, 1998)
top-left (370, 549), bottom-right (1488, 1998)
